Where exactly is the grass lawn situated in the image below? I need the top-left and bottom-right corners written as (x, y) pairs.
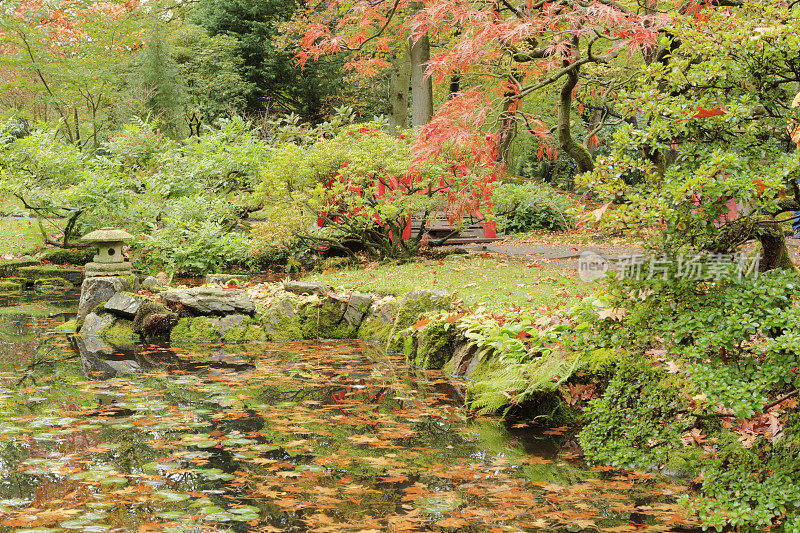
top-left (0, 218), bottom-right (45, 256)
top-left (306, 255), bottom-right (593, 311)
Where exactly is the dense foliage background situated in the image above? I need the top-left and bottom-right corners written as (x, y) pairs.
top-left (4, 0), bottom-right (800, 529)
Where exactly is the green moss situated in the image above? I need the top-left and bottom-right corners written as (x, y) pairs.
top-left (242, 325), bottom-right (268, 342)
top-left (387, 291), bottom-right (453, 352)
top-left (297, 297), bottom-right (351, 339)
top-left (0, 303), bottom-right (66, 317)
top-left (0, 258), bottom-right (39, 277)
top-left (170, 316), bottom-right (267, 343)
top-left (18, 265), bottom-right (83, 286)
top-left (0, 278), bottom-right (23, 294)
top-left (260, 300), bottom-right (304, 341)
top-left (100, 319), bottom-right (136, 339)
top-left (170, 317), bottom-right (221, 343)
top-left (54, 319), bottom-right (78, 333)
top-left (133, 300), bottom-right (169, 334)
top-left (357, 316), bottom-right (394, 342)
top-left (40, 248), bottom-right (94, 266)
top-left (415, 320), bottom-right (456, 369)
top-left (220, 319), bottom-right (268, 342)
top-left (34, 276), bottom-right (72, 293)
top-left (403, 333), bottom-right (416, 361)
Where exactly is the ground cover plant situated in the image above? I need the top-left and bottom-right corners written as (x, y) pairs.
top-left (0, 218), bottom-right (43, 256)
top-left (307, 255), bottom-right (582, 311)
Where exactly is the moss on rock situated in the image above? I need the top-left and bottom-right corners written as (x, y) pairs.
top-left (171, 317), bottom-right (221, 342)
top-left (387, 290), bottom-right (453, 353)
top-left (0, 278), bottom-right (23, 294)
top-left (18, 265), bottom-right (83, 286)
top-left (54, 319), bottom-right (78, 333)
top-left (357, 298), bottom-right (398, 342)
top-left (34, 276), bottom-right (72, 294)
top-left (101, 319), bottom-right (136, 339)
top-left (40, 248), bottom-right (94, 266)
top-left (170, 315), bottom-right (268, 343)
top-left (414, 319), bottom-right (457, 369)
top-left (296, 296), bottom-right (351, 339)
top-left (0, 258), bottom-right (39, 277)
top-left (260, 299), bottom-right (304, 341)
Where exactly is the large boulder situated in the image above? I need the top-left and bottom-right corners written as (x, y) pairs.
top-left (103, 292), bottom-right (148, 319)
top-left (170, 314), bottom-right (267, 343)
top-left (77, 275), bottom-right (135, 322)
top-left (386, 290), bottom-right (454, 353)
top-left (161, 286), bottom-right (255, 316)
top-left (357, 296), bottom-right (398, 342)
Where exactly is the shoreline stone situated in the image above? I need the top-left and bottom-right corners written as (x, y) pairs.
top-left (161, 287), bottom-right (256, 316)
top-left (77, 275), bottom-right (134, 322)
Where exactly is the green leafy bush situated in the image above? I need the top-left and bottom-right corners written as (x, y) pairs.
top-left (492, 181), bottom-right (574, 233)
top-left (256, 124), bottom-right (492, 259)
top-left (134, 195), bottom-right (251, 276)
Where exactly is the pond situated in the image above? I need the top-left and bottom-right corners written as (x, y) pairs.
top-left (0, 294), bottom-right (700, 532)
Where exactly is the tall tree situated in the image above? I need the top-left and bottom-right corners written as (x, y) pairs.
top-left (195, 0), bottom-right (350, 122)
top-left (134, 23), bottom-right (185, 138)
top-left (297, 0), bottom-right (667, 168)
top-left (0, 0), bottom-right (146, 150)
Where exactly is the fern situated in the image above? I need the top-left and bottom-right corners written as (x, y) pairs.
top-left (468, 351), bottom-right (583, 416)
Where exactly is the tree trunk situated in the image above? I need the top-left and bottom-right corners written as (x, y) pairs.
top-left (388, 46), bottom-right (410, 133)
top-left (756, 222), bottom-right (797, 272)
top-left (497, 73), bottom-right (520, 164)
top-left (558, 68), bottom-right (594, 173)
top-left (410, 33), bottom-right (433, 127)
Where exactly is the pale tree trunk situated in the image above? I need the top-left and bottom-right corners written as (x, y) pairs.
top-left (409, 31), bottom-right (433, 126)
top-left (388, 45), bottom-right (410, 133)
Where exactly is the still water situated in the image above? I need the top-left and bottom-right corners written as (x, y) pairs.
top-left (0, 294), bottom-right (698, 532)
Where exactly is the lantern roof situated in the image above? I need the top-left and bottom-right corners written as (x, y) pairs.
top-left (81, 227), bottom-right (133, 243)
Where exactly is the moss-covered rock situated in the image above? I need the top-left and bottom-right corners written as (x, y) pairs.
top-left (0, 277), bottom-right (23, 294)
top-left (414, 319), bottom-right (457, 369)
top-left (296, 296), bottom-right (351, 339)
top-left (101, 319), bottom-right (136, 339)
top-left (259, 298), bottom-right (304, 341)
top-left (0, 258), bottom-right (39, 277)
top-left (40, 248), bottom-right (94, 266)
top-left (387, 290), bottom-right (453, 353)
top-left (18, 265), bottom-right (83, 286)
top-left (53, 319), bottom-right (78, 333)
top-left (170, 316), bottom-right (220, 342)
top-left (34, 276), bottom-right (73, 294)
top-left (357, 297), bottom-right (398, 342)
top-left (170, 315), bottom-right (267, 343)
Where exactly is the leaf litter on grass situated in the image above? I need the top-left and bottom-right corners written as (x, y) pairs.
top-left (0, 336), bottom-right (700, 532)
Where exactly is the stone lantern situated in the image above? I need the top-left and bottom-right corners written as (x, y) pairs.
top-left (81, 227), bottom-right (133, 278)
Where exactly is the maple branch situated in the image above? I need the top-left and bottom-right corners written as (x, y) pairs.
top-left (516, 38), bottom-right (615, 100)
top-left (341, 0), bottom-right (402, 52)
top-left (763, 389), bottom-right (799, 412)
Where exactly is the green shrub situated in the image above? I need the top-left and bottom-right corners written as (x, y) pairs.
top-left (256, 124), bottom-right (476, 259)
top-left (492, 181), bottom-right (574, 233)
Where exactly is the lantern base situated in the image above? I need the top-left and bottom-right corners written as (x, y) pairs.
top-left (84, 261), bottom-right (133, 278)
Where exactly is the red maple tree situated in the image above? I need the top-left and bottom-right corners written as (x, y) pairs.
top-left (294, 0), bottom-right (671, 172)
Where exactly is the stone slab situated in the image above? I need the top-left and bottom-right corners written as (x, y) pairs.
top-left (161, 286), bottom-right (256, 316)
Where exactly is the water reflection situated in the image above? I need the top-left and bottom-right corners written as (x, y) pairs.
top-left (0, 296), bottom-right (700, 532)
